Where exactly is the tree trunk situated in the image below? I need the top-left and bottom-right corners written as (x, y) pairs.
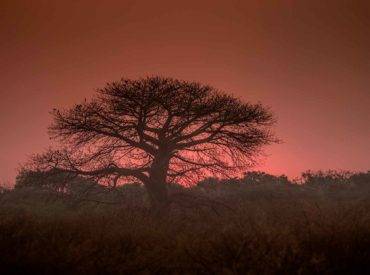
top-left (144, 153), bottom-right (170, 217)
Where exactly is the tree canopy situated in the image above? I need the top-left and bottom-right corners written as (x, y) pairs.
top-left (31, 76), bottom-right (277, 213)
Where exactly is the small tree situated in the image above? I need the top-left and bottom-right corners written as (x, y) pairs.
top-left (15, 168), bottom-right (98, 195)
top-left (32, 76), bottom-right (277, 214)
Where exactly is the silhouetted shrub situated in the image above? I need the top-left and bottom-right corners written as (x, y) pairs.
top-left (15, 168), bottom-right (100, 194)
top-left (301, 170), bottom-right (353, 186)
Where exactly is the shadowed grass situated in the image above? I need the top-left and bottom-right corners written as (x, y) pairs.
top-left (0, 172), bottom-right (370, 274)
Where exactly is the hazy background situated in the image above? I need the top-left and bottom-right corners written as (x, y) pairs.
top-left (1, 0), bottom-right (369, 183)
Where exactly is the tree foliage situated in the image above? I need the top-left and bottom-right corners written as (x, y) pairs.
top-left (31, 76), bottom-right (277, 212)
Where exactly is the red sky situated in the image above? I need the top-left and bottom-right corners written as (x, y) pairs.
top-left (1, 0), bottom-right (369, 183)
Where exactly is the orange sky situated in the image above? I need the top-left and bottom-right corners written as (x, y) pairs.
top-left (1, 0), bottom-right (369, 183)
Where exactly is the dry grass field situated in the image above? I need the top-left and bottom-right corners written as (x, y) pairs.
top-left (0, 171), bottom-right (369, 274)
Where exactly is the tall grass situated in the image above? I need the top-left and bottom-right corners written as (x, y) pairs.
top-left (0, 171), bottom-right (369, 274)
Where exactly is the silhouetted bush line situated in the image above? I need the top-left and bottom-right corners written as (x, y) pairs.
top-left (0, 170), bottom-right (369, 274)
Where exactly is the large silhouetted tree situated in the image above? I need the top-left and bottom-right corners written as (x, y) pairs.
top-left (32, 76), bottom-right (277, 214)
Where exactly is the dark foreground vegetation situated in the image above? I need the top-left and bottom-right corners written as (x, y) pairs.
top-left (1, 171), bottom-right (370, 274)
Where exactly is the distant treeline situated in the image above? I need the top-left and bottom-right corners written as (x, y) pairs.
top-left (9, 168), bottom-right (370, 193)
top-left (0, 169), bottom-right (368, 210)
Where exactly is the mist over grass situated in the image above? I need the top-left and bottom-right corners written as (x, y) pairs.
top-left (0, 170), bottom-right (370, 274)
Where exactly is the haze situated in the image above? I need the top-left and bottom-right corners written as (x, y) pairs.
top-left (1, 0), bottom-right (369, 183)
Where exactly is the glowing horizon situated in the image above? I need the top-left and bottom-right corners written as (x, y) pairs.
top-left (1, 0), bottom-right (369, 183)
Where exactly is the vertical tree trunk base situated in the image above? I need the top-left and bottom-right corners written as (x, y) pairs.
top-left (145, 181), bottom-right (170, 219)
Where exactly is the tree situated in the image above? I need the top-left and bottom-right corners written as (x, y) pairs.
top-left (15, 168), bottom-right (99, 195)
top-left (32, 76), bottom-right (277, 214)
